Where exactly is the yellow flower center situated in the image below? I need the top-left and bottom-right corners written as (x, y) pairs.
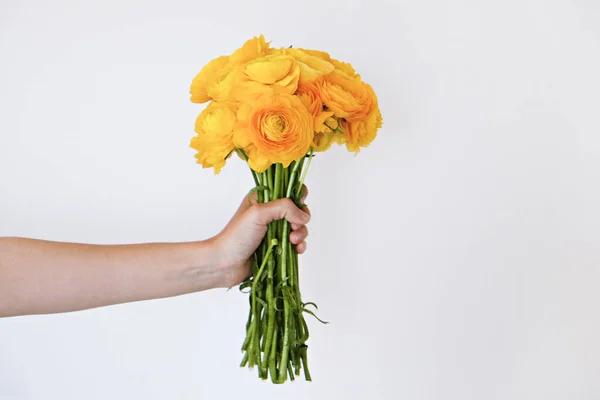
top-left (263, 114), bottom-right (286, 139)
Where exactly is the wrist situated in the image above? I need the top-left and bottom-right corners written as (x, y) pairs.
top-left (178, 237), bottom-right (233, 291)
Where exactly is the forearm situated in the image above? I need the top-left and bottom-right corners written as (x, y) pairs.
top-left (0, 237), bottom-right (225, 317)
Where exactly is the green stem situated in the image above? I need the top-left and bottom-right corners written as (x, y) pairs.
top-left (278, 295), bottom-right (291, 382)
top-left (296, 149), bottom-right (314, 198)
top-left (262, 224), bottom-right (277, 368)
top-left (287, 157), bottom-right (304, 198)
top-left (260, 310), bottom-right (268, 379)
top-left (275, 161), bottom-right (303, 382)
top-left (240, 352), bottom-right (249, 367)
top-left (261, 172), bottom-right (270, 202)
top-left (250, 239), bottom-right (277, 372)
top-left (300, 345), bottom-right (311, 381)
top-left (269, 328), bottom-right (278, 383)
top-left (280, 222), bottom-right (290, 285)
top-left (240, 157), bottom-right (315, 383)
top-left (284, 162), bottom-right (291, 194)
top-left (241, 322), bottom-right (254, 352)
top-left (237, 149), bottom-right (261, 190)
top-left (274, 163), bottom-right (282, 200)
top-left (288, 241), bottom-right (296, 300)
top-left (266, 166), bottom-right (274, 195)
top-left (287, 361), bottom-right (295, 381)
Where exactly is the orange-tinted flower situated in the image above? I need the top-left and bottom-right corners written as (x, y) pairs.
top-left (234, 92), bottom-right (314, 172)
top-left (296, 81), bottom-right (323, 116)
top-left (296, 81), bottom-right (343, 151)
top-left (190, 101), bottom-right (237, 174)
top-left (316, 70), bottom-right (376, 122)
top-left (340, 104), bottom-right (382, 152)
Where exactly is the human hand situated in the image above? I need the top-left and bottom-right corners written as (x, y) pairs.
top-left (210, 186), bottom-right (311, 288)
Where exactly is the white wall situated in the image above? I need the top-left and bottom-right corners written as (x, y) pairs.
top-left (1, 0), bottom-right (599, 399)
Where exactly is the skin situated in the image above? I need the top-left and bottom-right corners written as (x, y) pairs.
top-left (0, 188), bottom-right (310, 318)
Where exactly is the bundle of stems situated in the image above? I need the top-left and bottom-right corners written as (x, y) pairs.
top-left (237, 150), bottom-right (325, 383)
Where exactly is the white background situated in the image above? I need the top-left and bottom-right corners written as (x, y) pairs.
top-left (1, 0), bottom-right (599, 399)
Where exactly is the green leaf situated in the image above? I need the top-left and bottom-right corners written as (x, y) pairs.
top-left (302, 308), bottom-right (329, 324)
top-left (248, 186), bottom-right (270, 196)
top-left (239, 280), bottom-right (252, 293)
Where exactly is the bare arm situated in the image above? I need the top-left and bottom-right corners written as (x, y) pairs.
top-left (0, 191), bottom-right (310, 318)
top-left (0, 238), bottom-right (224, 317)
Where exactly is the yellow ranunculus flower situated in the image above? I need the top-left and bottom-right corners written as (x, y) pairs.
top-left (190, 101), bottom-right (237, 174)
top-left (316, 70), bottom-right (376, 122)
top-left (296, 81), bottom-right (323, 116)
top-left (229, 34), bottom-right (271, 64)
top-left (232, 54), bottom-right (300, 100)
top-left (298, 48), bottom-right (331, 61)
top-left (234, 92), bottom-right (314, 172)
top-left (330, 59), bottom-right (358, 77)
top-left (340, 104), bottom-right (383, 152)
top-left (189, 56), bottom-right (230, 104)
top-left (292, 81), bottom-right (342, 151)
top-left (297, 48), bottom-right (358, 77)
top-left (283, 48), bottom-right (334, 83)
top-left (190, 35), bottom-right (271, 103)
top-left (190, 35), bottom-right (383, 173)
top-left (205, 64), bottom-right (239, 102)
top-left (290, 80), bottom-right (346, 152)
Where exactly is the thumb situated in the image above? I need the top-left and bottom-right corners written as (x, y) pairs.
top-left (250, 198), bottom-right (311, 226)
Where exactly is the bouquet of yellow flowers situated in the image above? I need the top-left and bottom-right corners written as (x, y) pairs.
top-left (189, 35), bottom-right (382, 383)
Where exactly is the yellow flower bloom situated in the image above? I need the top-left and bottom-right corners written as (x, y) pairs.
top-left (298, 48), bottom-right (331, 61)
top-left (189, 36), bottom-right (383, 168)
top-left (283, 48), bottom-right (334, 83)
top-left (229, 34), bottom-right (271, 64)
top-left (316, 70), bottom-right (376, 122)
top-left (234, 92), bottom-right (314, 172)
top-left (297, 48), bottom-right (358, 77)
top-left (190, 101), bottom-right (237, 174)
top-left (205, 64), bottom-right (239, 102)
top-left (340, 104), bottom-right (383, 152)
top-left (189, 56), bottom-right (230, 104)
top-left (232, 54), bottom-right (300, 100)
top-left (296, 81), bottom-right (323, 116)
top-left (288, 81), bottom-right (341, 151)
top-left (190, 35), bottom-right (271, 103)
top-left (330, 59), bottom-right (358, 77)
